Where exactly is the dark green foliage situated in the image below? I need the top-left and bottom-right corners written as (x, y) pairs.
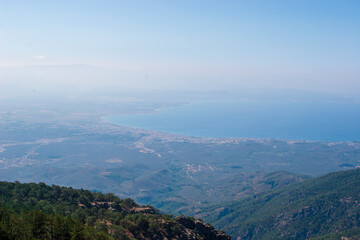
top-left (0, 181), bottom-right (230, 240)
top-left (202, 168), bottom-right (360, 239)
top-left (0, 207), bottom-right (111, 240)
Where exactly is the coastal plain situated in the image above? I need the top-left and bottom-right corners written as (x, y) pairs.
top-left (1, 95), bottom-right (360, 218)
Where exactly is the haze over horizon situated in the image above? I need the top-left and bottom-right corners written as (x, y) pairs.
top-left (2, 3), bottom-right (360, 239)
top-left (0, 0), bottom-right (359, 95)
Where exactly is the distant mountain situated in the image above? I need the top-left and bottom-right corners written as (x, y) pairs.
top-left (199, 168), bottom-right (360, 239)
top-left (0, 181), bottom-right (230, 240)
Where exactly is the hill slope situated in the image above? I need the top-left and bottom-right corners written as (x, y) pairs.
top-left (137, 170), bottom-right (309, 216)
top-left (0, 181), bottom-right (230, 240)
top-left (199, 168), bottom-right (360, 239)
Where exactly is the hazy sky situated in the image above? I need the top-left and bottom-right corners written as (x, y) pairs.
top-left (0, 0), bottom-right (359, 93)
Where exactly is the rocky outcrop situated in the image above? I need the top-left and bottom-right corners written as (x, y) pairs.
top-left (176, 216), bottom-right (231, 240)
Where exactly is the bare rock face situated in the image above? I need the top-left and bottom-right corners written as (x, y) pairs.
top-left (176, 216), bottom-right (231, 240)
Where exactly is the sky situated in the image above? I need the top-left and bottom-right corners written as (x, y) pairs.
top-left (0, 0), bottom-right (359, 94)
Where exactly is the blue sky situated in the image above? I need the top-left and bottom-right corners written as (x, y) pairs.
top-left (0, 0), bottom-right (359, 93)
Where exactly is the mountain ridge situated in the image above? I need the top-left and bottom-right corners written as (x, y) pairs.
top-left (199, 168), bottom-right (360, 239)
top-left (0, 181), bottom-right (230, 240)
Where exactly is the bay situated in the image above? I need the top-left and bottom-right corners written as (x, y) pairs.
top-left (103, 101), bottom-right (360, 141)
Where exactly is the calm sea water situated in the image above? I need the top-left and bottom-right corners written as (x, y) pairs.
top-left (103, 101), bottom-right (360, 141)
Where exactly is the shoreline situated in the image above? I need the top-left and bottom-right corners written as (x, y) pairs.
top-left (99, 116), bottom-right (359, 145)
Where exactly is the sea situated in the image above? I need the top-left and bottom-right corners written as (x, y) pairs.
top-left (103, 101), bottom-right (360, 141)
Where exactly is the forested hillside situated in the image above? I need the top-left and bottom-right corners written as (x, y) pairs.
top-left (0, 181), bottom-right (230, 240)
top-left (199, 168), bottom-right (360, 239)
